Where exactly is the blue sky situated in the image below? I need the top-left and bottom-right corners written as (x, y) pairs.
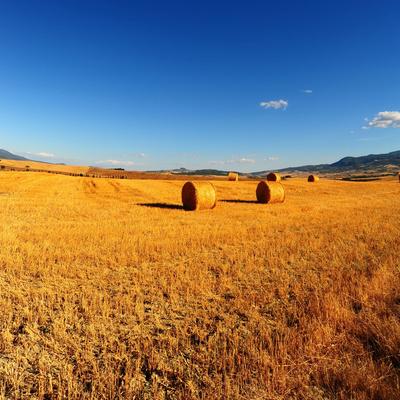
top-left (0, 0), bottom-right (399, 171)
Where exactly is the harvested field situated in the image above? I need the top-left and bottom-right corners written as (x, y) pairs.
top-left (0, 171), bottom-right (399, 399)
top-left (0, 159), bottom-right (90, 175)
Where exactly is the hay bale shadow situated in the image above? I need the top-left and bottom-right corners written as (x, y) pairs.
top-left (137, 202), bottom-right (183, 210)
top-left (220, 199), bottom-right (258, 204)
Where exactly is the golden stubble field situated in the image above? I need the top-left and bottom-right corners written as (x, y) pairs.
top-left (0, 160), bottom-right (89, 175)
top-left (0, 171), bottom-right (399, 399)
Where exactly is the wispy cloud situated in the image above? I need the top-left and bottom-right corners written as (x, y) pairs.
top-left (260, 100), bottom-right (288, 110)
top-left (238, 157), bottom-right (255, 164)
top-left (364, 111), bottom-right (400, 129)
top-left (25, 151), bottom-right (55, 158)
top-left (209, 157), bottom-right (256, 166)
top-left (95, 159), bottom-right (142, 167)
top-left (302, 89), bottom-right (313, 94)
top-left (265, 156), bottom-right (279, 161)
top-left (126, 152), bottom-right (146, 158)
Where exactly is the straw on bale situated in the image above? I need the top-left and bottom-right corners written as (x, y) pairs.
top-left (256, 181), bottom-right (285, 204)
top-left (308, 175), bottom-right (320, 182)
top-left (228, 172), bottom-right (239, 181)
top-left (182, 181), bottom-right (217, 211)
top-left (266, 172), bottom-right (281, 182)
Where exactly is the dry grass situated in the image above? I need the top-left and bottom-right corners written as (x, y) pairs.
top-left (0, 161), bottom-right (232, 181)
top-left (0, 160), bottom-right (89, 175)
top-left (0, 171), bottom-right (399, 399)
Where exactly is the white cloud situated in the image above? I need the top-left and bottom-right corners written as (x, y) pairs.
top-left (26, 151), bottom-right (55, 158)
top-left (209, 157), bottom-right (256, 166)
top-left (96, 159), bottom-right (141, 167)
top-left (127, 152), bottom-right (146, 158)
top-left (260, 99), bottom-right (288, 110)
top-left (302, 89), bottom-right (313, 94)
top-left (37, 152), bottom-right (55, 158)
top-left (365, 111), bottom-right (400, 129)
top-left (266, 156), bottom-right (279, 161)
top-left (237, 157), bottom-right (256, 164)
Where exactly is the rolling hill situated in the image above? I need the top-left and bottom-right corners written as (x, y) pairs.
top-left (269, 150), bottom-right (400, 175)
top-left (152, 150), bottom-right (400, 177)
top-left (0, 149), bottom-right (29, 161)
top-left (1, 148), bottom-right (399, 178)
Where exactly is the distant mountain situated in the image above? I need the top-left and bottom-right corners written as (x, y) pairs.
top-left (330, 150), bottom-right (400, 169)
top-left (150, 150), bottom-right (400, 177)
top-left (0, 149), bottom-right (29, 161)
top-left (176, 169), bottom-right (233, 176)
top-left (149, 168), bottom-right (235, 176)
top-left (2, 147), bottom-right (399, 177)
top-left (0, 149), bottom-right (63, 165)
top-left (252, 150), bottom-right (400, 176)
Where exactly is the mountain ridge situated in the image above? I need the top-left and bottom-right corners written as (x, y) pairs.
top-left (0, 149), bottom-right (29, 161)
top-left (152, 150), bottom-right (400, 176)
top-left (1, 148), bottom-right (399, 176)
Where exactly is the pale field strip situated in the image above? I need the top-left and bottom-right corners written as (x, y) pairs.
top-left (0, 159), bottom-right (89, 175)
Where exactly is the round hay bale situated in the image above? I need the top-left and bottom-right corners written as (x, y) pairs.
top-left (256, 181), bottom-right (285, 204)
top-left (308, 175), bottom-right (319, 182)
top-left (228, 172), bottom-right (239, 181)
top-left (266, 172), bottom-right (281, 182)
top-left (181, 181), bottom-right (217, 211)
